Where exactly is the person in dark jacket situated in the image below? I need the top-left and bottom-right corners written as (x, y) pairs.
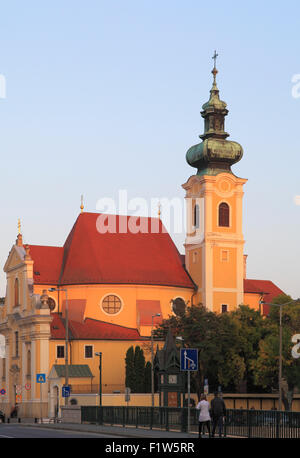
top-left (210, 392), bottom-right (226, 437)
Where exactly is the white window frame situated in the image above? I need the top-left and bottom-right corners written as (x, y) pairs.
top-left (56, 345), bottom-right (65, 359)
top-left (84, 345), bottom-right (94, 359)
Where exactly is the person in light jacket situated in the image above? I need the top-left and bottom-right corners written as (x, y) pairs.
top-left (196, 394), bottom-right (211, 438)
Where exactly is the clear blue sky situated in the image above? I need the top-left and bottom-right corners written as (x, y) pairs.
top-left (0, 0), bottom-right (300, 298)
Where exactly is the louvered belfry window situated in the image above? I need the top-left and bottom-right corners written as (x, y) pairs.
top-left (219, 202), bottom-right (230, 227)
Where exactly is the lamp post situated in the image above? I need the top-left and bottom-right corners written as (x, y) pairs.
top-left (175, 336), bottom-right (185, 405)
top-left (260, 298), bottom-right (297, 411)
top-left (49, 288), bottom-right (69, 406)
top-left (151, 313), bottom-right (161, 408)
top-left (95, 352), bottom-right (102, 407)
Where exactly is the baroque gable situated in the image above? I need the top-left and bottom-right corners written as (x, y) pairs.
top-left (4, 245), bottom-right (26, 273)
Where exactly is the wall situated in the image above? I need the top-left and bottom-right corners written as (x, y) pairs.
top-left (68, 393), bottom-right (161, 407)
top-left (65, 392), bottom-right (300, 412)
top-left (35, 283), bottom-right (193, 335)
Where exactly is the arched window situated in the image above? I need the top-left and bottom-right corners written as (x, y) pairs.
top-left (218, 202), bottom-right (230, 227)
top-left (194, 204), bottom-right (200, 229)
top-left (27, 350), bottom-right (31, 376)
top-left (15, 331), bottom-right (19, 357)
top-left (14, 278), bottom-right (19, 307)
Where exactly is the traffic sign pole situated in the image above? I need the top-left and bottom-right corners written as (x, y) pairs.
top-left (36, 373), bottom-right (46, 423)
top-left (40, 382), bottom-right (42, 423)
top-left (180, 348), bottom-right (198, 434)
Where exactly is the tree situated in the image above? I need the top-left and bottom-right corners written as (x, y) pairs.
top-left (252, 295), bottom-right (300, 410)
top-left (153, 304), bottom-right (246, 397)
top-left (125, 345), bottom-right (149, 393)
top-left (217, 311), bottom-right (246, 390)
top-left (230, 305), bottom-right (266, 392)
top-left (125, 346), bottom-right (135, 391)
top-left (134, 346), bottom-right (146, 393)
top-left (144, 361), bottom-right (152, 393)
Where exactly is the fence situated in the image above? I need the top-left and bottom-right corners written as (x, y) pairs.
top-left (81, 406), bottom-right (300, 438)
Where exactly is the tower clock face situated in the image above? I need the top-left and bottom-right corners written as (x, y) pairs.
top-left (168, 374), bottom-right (177, 384)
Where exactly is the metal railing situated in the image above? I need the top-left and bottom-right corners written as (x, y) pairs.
top-left (81, 406), bottom-right (300, 438)
top-left (225, 409), bottom-right (300, 438)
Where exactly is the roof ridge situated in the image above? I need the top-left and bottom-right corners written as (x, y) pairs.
top-left (28, 244), bottom-right (63, 249)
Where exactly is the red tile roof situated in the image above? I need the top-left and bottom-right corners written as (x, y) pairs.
top-left (28, 245), bottom-right (64, 285)
top-left (244, 279), bottom-right (285, 315)
top-left (50, 313), bottom-right (142, 340)
top-left (28, 212), bottom-right (194, 289)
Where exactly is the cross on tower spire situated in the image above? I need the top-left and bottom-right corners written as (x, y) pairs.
top-left (212, 50), bottom-right (218, 85)
top-left (212, 50), bottom-right (218, 68)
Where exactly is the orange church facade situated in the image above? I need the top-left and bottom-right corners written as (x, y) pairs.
top-left (0, 60), bottom-right (285, 417)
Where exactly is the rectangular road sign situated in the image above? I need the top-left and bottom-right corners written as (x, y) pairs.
top-left (62, 386), bottom-right (70, 397)
top-left (36, 373), bottom-right (46, 383)
top-left (180, 348), bottom-right (198, 371)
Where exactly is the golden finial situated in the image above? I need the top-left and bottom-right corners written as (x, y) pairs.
top-left (158, 202), bottom-right (161, 220)
top-left (16, 218), bottom-right (23, 247)
top-left (80, 195), bottom-right (84, 213)
top-left (212, 50), bottom-right (218, 86)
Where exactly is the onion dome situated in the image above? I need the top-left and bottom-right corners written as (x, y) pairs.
top-left (186, 52), bottom-right (243, 176)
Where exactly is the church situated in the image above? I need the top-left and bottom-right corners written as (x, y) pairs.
top-left (0, 57), bottom-right (284, 417)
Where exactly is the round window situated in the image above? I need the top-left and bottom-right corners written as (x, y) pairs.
top-left (47, 297), bottom-right (56, 311)
top-left (102, 295), bottom-right (122, 314)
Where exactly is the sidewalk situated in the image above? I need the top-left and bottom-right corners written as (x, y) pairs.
top-left (17, 419), bottom-right (202, 439)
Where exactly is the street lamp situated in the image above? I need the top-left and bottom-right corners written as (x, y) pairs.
top-left (260, 298), bottom-right (297, 411)
top-left (49, 287), bottom-right (69, 406)
top-left (95, 352), bottom-right (102, 407)
top-left (151, 313), bottom-right (161, 408)
top-left (175, 336), bottom-right (185, 405)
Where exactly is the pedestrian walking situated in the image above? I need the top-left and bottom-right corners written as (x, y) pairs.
top-left (210, 392), bottom-right (226, 437)
top-left (196, 394), bottom-right (211, 438)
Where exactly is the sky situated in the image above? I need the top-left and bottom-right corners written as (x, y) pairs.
top-left (0, 0), bottom-right (300, 298)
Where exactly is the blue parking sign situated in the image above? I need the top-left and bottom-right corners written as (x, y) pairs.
top-left (180, 348), bottom-right (198, 371)
top-left (62, 386), bottom-right (70, 397)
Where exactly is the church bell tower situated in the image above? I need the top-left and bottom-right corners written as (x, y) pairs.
top-left (182, 53), bottom-right (247, 313)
